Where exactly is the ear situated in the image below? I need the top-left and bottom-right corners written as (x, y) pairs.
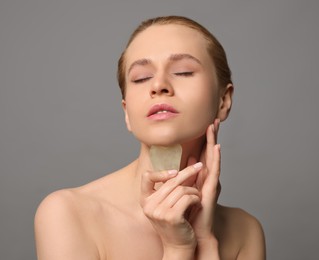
top-left (121, 99), bottom-right (132, 132)
top-left (217, 83), bottom-right (234, 122)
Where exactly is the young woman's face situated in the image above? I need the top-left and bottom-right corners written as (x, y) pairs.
top-left (122, 24), bottom-right (220, 146)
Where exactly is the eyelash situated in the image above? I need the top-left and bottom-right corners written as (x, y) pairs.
top-left (174, 72), bottom-right (194, 77)
top-left (132, 72), bottom-right (194, 84)
top-left (132, 77), bottom-right (152, 84)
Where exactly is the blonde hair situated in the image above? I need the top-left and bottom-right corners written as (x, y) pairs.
top-left (117, 15), bottom-right (232, 99)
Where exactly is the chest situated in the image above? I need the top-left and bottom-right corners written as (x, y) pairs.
top-left (99, 212), bottom-right (164, 260)
top-left (92, 205), bottom-right (239, 260)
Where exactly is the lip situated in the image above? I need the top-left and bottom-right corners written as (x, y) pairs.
top-left (147, 103), bottom-right (179, 120)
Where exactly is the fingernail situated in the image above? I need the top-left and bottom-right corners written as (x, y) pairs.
top-left (211, 124), bottom-right (214, 131)
top-left (193, 162), bottom-right (203, 169)
top-left (168, 169), bottom-right (178, 175)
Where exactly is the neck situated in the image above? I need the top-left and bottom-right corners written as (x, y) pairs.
top-left (129, 136), bottom-right (206, 206)
top-left (132, 136), bottom-right (206, 189)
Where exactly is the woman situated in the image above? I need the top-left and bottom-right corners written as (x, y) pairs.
top-left (35, 16), bottom-right (266, 259)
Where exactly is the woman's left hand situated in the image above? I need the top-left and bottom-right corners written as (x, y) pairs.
top-left (188, 119), bottom-right (221, 257)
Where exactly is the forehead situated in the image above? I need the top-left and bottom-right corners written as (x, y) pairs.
top-left (125, 24), bottom-right (212, 68)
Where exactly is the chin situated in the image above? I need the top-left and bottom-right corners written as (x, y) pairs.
top-left (138, 130), bottom-right (206, 148)
top-left (132, 122), bottom-right (209, 147)
top-left (141, 136), bottom-right (182, 147)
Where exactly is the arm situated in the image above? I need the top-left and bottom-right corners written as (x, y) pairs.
top-left (192, 120), bottom-right (266, 259)
top-left (189, 120), bottom-right (221, 260)
top-left (237, 214), bottom-right (266, 260)
top-left (34, 190), bottom-right (99, 260)
top-left (140, 121), bottom-right (221, 259)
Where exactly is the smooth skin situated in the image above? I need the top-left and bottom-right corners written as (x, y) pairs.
top-left (140, 121), bottom-right (222, 260)
top-left (35, 24), bottom-right (266, 260)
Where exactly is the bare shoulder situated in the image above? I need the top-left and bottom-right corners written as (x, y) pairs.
top-left (34, 165), bottom-right (134, 260)
top-left (35, 163), bottom-right (133, 225)
top-left (215, 204), bottom-right (266, 260)
top-left (34, 188), bottom-right (101, 260)
top-left (35, 187), bottom-right (100, 226)
top-left (35, 176), bottom-right (111, 230)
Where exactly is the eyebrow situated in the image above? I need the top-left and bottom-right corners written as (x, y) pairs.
top-left (128, 58), bottom-right (151, 74)
top-left (127, 53), bottom-right (202, 74)
top-left (169, 53), bottom-right (202, 65)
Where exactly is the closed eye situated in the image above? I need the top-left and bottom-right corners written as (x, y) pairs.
top-left (174, 72), bottom-right (194, 77)
top-left (132, 77), bottom-right (152, 84)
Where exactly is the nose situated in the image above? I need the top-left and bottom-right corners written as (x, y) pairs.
top-left (150, 73), bottom-right (174, 97)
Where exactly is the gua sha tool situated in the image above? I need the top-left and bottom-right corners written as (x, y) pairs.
top-left (150, 144), bottom-right (182, 171)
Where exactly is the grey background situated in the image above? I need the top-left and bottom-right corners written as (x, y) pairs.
top-left (0, 0), bottom-right (318, 259)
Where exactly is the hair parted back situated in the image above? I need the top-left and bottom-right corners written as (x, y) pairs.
top-left (117, 15), bottom-right (232, 99)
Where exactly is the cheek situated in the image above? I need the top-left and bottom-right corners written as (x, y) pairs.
top-left (125, 102), bottom-right (138, 123)
top-left (184, 83), bottom-right (218, 119)
top-left (124, 98), bottom-right (146, 135)
top-left (178, 93), bottom-right (216, 140)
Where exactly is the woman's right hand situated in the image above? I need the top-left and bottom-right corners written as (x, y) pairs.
top-left (140, 163), bottom-right (203, 259)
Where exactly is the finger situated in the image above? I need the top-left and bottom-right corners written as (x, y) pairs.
top-left (149, 193), bottom-right (200, 226)
top-left (172, 194), bottom-right (201, 217)
top-left (196, 166), bottom-right (208, 191)
top-left (214, 118), bottom-right (220, 143)
top-left (185, 153), bottom-right (205, 190)
top-left (202, 144), bottom-right (221, 205)
top-left (182, 157), bottom-right (197, 186)
top-left (150, 163), bottom-right (203, 204)
top-left (141, 169), bottom-right (178, 197)
top-left (161, 186), bottom-right (200, 209)
top-left (195, 145), bottom-right (220, 228)
top-left (166, 162), bottom-right (203, 189)
top-left (205, 124), bottom-right (215, 170)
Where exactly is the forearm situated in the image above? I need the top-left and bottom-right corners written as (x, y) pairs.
top-left (196, 237), bottom-right (220, 260)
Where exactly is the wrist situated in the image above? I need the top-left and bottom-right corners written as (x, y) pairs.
top-left (196, 236), bottom-right (220, 260)
top-left (197, 235), bottom-right (218, 247)
top-left (162, 245), bottom-right (196, 260)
